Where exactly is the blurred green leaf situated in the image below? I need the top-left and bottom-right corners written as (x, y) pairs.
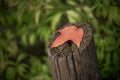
top-left (66, 10), bottom-right (80, 22)
top-left (6, 30), bottom-right (14, 40)
top-left (17, 63), bottom-right (28, 77)
top-left (103, 0), bottom-right (110, 7)
top-left (102, 6), bottom-right (108, 18)
top-left (105, 53), bottom-right (111, 65)
top-left (6, 67), bottom-right (16, 80)
top-left (35, 10), bottom-right (41, 25)
top-left (29, 33), bottom-right (36, 45)
top-left (16, 53), bottom-right (26, 63)
top-left (98, 48), bottom-right (104, 62)
top-left (113, 52), bottom-right (120, 67)
top-left (66, 0), bottom-right (77, 6)
top-left (29, 56), bottom-right (42, 75)
top-left (7, 42), bottom-right (18, 57)
top-left (21, 34), bottom-right (28, 46)
top-left (108, 6), bottom-right (119, 23)
top-left (51, 12), bottom-right (62, 30)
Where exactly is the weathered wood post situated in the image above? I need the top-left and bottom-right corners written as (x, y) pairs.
top-left (48, 23), bottom-right (101, 80)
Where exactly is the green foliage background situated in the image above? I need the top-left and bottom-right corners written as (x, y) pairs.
top-left (0, 0), bottom-right (120, 80)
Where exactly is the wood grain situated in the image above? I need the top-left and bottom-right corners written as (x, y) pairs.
top-left (48, 23), bottom-right (101, 80)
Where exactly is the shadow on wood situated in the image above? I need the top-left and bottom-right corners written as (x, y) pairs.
top-left (48, 23), bottom-right (101, 80)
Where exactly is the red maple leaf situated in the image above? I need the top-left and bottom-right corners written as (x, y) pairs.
top-left (51, 26), bottom-right (84, 48)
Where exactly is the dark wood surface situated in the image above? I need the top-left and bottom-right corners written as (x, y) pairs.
top-left (48, 23), bottom-right (101, 80)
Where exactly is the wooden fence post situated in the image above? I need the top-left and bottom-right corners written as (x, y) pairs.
top-left (48, 23), bottom-right (101, 80)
